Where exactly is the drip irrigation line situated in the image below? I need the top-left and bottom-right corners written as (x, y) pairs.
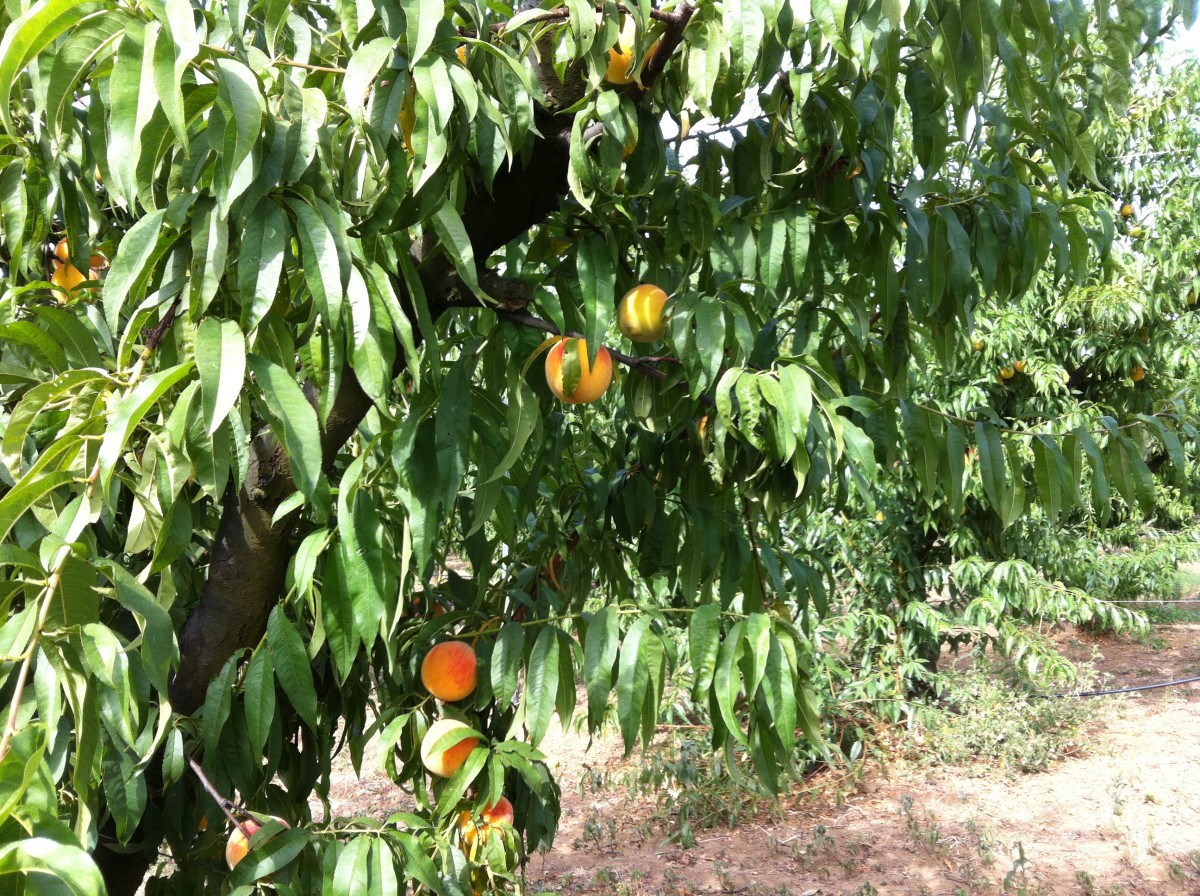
top-left (1098, 598), bottom-right (1200, 604)
top-left (1048, 674), bottom-right (1200, 699)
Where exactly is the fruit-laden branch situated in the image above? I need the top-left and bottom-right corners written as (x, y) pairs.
top-left (496, 307), bottom-right (716, 407)
top-left (169, 124), bottom-right (575, 716)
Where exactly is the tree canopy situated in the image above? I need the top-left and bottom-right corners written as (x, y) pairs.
top-left (0, 0), bottom-right (1198, 894)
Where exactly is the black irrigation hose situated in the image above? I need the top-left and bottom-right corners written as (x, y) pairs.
top-left (1048, 674), bottom-right (1200, 699)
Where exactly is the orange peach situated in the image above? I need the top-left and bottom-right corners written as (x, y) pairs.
top-left (420, 719), bottom-right (479, 778)
top-left (421, 641), bottom-right (478, 702)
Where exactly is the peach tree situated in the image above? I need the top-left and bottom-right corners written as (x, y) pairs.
top-left (0, 0), bottom-right (1196, 893)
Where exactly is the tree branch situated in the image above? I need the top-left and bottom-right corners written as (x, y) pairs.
top-left (169, 115), bottom-right (579, 716)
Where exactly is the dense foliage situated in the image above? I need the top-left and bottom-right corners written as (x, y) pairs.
top-left (0, 0), bottom-right (1197, 894)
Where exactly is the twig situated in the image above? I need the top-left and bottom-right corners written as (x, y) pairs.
top-left (0, 299), bottom-right (182, 763)
top-left (187, 756), bottom-right (253, 838)
top-left (483, 4), bottom-right (686, 35)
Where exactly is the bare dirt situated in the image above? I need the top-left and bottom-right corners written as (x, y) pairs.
top-left (325, 623), bottom-right (1200, 896)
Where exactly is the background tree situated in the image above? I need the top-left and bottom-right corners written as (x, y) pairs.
top-left (0, 1), bottom-right (1196, 894)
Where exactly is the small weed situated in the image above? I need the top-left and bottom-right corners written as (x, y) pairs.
top-left (628, 733), bottom-right (779, 845)
top-left (1001, 842), bottom-right (1042, 894)
top-left (914, 660), bottom-right (1098, 773)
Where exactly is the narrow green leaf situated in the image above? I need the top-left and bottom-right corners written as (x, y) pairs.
top-left (973, 421), bottom-right (1009, 518)
top-left (405, 0), bottom-right (441, 65)
top-left (285, 195), bottom-right (342, 329)
top-left (344, 36), bottom-right (394, 124)
top-left (196, 317), bottom-right (245, 436)
top-left (266, 606), bottom-right (318, 729)
top-left (434, 359), bottom-right (472, 510)
top-left (430, 205), bottom-right (483, 301)
top-left (576, 232), bottom-right (616, 366)
top-left (484, 371), bottom-right (539, 484)
top-left (689, 603), bottom-right (721, 698)
top-left (97, 361), bottom-right (194, 493)
top-left (190, 198), bottom-right (230, 319)
top-left (103, 208), bottom-right (172, 332)
top-left (490, 622), bottom-right (524, 708)
top-left (242, 648), bottom-right (275, 757)
top-left (0, 0), bottom-right (105, 134)
top-left (582, 605), bottom-right (619, 731)
top-left (712, 620), bottom-right (747, 747)
top-left (321, 545), bottom-right (359, 684)
top-left (615, 616), bottom-right (652, 754)
top-left (246, 354), bottom-right (322, 500)
top-left (237, 200), bottom-right (288, 332)
top-left (46, 12), bottom-right (126, 138)
top-left (101, 562), bottom-right (179, 695)
top-left (524, 626), bottom-right (560, 746)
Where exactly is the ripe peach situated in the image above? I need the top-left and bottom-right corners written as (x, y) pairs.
top-left (420, 719), bottom-right (479, 778)
top-left (421, 641), bottom-right (478, 702)
top-left (618, 284), bottom-right (669, 342)
top-left (544, 338), bottom-right (613, 404)
top-left (225, 815), bottom-right (289, 871)
top-left (457, 796), bottom-right (515, 848)
top-left (605, 18), bottom-right (659, 85)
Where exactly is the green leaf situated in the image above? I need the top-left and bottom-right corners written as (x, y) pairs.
top-left (615, 616), bottom-right (653, 754)
top-left (430, 205), bottom-right (483, 301)
top-left (266, 606), bottom-right (318, 729)
top-left (973, 421), bottom-right (1010, 521)
top-left (320, 544), bottom-right (359, 684)
top-left (0, 724), bottom-right (48, 825)
top-left (582, 605), bottom-right (619, 731)
top-left (246, 354), bottom-right (323, 500)
top-left (344, 36), bottom-right (394, 124)
top-left (237, 200), bottom-right (289, 332)
top-left (760, 635), bottom-right (796, 756)
top-left (101, 562), bottom-right (179, 695)
top-left (97, 362), bottom-right (194, 494)
top-left (483, 370), bottom-right (539, 485)
top-left (332, 837), bottom-right (371, 896)
top-left (190, 198), bottom-right (230, 319)
top-left (103, 208), bottom-right (172, 333)
top-left (0, 471), bottom-right (76, 544)
top-left (0, 837), bottom-right (106, 896)
top-left (213, 58), bottom-right (264, 208)
top-left (524, 626), bottom-right (560, 746)
top-left (576, 232), bottom-right (616, 366)
top-left (285, 195), bottom-right (343, 330)
top-left (196, 317), bottom-right (246, 436)
top-left (242, 648), bottom-right (275, 758)
top-left (491, 622), bottom-right (524, 708)
top-left (0, 321), bottom-right (67, 371)
top-left (406, 0), bottom-right (441, 65)
top-left (201, 653), bottom-right (239, 764)
top-left (155, 0), bottom-right (200, 144)
top-left (46, 12), bottom-right (126, 138)
top-left (0, 0), bottom-right (105, 134)
top-left (1, 370), bottom-right (109, 477)
top-left (688, 603), bottom-right (721, 698)
top-left (712, 620), bottom-right (747, 747)
top-left (434, 359), bottom-right (472, 511)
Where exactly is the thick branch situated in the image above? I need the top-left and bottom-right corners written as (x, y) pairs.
top-left (168, 115), bottom-right (577, 716)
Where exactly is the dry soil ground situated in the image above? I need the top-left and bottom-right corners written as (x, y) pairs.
top-left (523, 624), bottom-right (1200, 896)
top-left (323, 620), bottom-right (1200, 896)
